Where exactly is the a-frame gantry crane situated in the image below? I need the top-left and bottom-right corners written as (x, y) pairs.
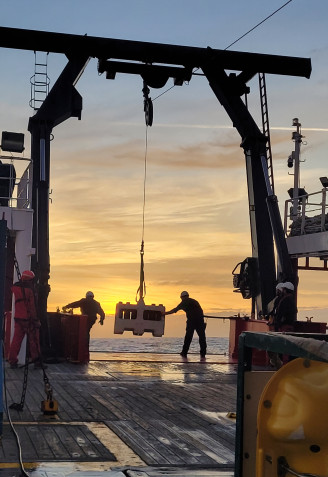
top-left (0, 25), bottom-right (311, 336)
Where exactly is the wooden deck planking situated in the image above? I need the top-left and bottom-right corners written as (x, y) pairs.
top-left (35, 424), bottom-right (71, 460)
top-left (145, 418), bottom-right (220, 465)
top-left (107, 420), bottom-right (173, 465)
top-left (3, 355), bottom-right (237, 467)
top-left (51, 424), bottom-right (86, 460)
top-left (120, 418), bottom-right (188, 465)
top-left (92, 389), bottom-right (139, 421)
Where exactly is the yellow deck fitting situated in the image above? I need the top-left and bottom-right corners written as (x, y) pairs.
top-left (256, 358), bottom-right (328, 477)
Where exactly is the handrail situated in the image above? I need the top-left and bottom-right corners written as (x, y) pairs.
top-left (0, 158), bottom-right (32, 209)
top-left (284, 188), bottom-right (328, 236)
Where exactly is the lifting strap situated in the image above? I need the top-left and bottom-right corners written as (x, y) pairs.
top-left (136, 240), bottom-right (145, 302)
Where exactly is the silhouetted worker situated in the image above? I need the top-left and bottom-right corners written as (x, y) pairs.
top-left (9, 270), bottom-right (42, 369)
top-left (266, 282), bottom-right (285, 328)
top-left (163, 291), bottom-right (207, 360)
top-left (0, 160), bottom-right (16, 206)
top-left (268, 281), bottom-right (297, 369)
top-left (63, 291), bottom-right (105, 346)
top-left (273, 282), bottom-right (297, 332)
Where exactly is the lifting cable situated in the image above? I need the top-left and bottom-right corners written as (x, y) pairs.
top-left (151, 0), bottom-right (294, 102)
top-left (2, 339), bottom-right (30, 477)
top-left (136, 82), bottom-right (153, 302)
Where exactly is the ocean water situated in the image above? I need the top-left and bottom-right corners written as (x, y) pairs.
top-left (90, 336), bottom-right (229, 355)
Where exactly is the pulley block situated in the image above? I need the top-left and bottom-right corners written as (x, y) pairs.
top-left (144, 97), bottom-right (153, 126)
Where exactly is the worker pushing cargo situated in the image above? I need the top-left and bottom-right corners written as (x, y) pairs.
top-left (8, 270), bottom-right (43, 369)
top-left (62, 291), bottom-right (105, 347)
top-left (163, 291), bottom-right (207, 360)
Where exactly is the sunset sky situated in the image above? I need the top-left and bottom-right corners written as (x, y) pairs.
top-left (1, 0), bottom-right (328, 338)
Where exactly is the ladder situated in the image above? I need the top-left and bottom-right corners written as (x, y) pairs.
top-left (29, 51), bottom-right (50, 111)
top-left (259, 72), bottom-right (275, 194)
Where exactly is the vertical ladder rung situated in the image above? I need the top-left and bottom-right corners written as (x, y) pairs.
top-left (259, 72), bottom-right (274, 194)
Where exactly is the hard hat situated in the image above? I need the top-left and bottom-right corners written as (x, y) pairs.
top-left (86, 291), bottom-right (94, 298)
top-left (21, 270), bottom-right (35, 281)
top-left (282, 282), bottom-right (294, 291)
top-left (276, 283), bottom-right (284, 291)
top-left (180, 291), bottom-right (189, 298)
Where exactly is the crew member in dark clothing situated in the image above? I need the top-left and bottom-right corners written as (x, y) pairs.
top-left (273, 282), bottom-right (297, 332)
top-left (266, 282), bottom-right (284, 329)
top-left (63, 291), bottom-right (105, 337)
top-left (163, 291), bottom-right (207, 359)
top-left (268, 281), bottom-right (297, 369)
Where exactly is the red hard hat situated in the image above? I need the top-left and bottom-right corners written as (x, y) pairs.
top-left (21, 270), bottom-right (35, 281)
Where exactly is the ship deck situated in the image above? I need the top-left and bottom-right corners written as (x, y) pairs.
top-left (0, 352), bottom-right (238, 477)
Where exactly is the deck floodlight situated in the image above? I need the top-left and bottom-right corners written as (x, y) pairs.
top-left (1, 131), bottom-right (25, 153)
top-left (320, 177), bottom-right (328, 188)
top-left (288, 187), bottom-right (307, 203)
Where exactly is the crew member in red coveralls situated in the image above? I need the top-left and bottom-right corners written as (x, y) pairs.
top-left (8, 270), bottom-right (42, 369)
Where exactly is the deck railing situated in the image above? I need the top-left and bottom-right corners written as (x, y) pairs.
top-left (0, 157), bottom-right (32, 209)
top-left (284, 188), bottom-right (328, 236)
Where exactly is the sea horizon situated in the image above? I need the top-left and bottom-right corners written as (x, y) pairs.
top-left (90, 336), bottom-right (229, 355)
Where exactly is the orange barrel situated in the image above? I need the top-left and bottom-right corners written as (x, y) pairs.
top-left (61, 314), bottom-right (79, 362)
top-left (77, 314), bottom-right (90, 363)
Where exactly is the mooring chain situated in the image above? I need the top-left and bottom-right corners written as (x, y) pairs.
top-left (9, 345), bottom-right (30, 411)
top-left (43, 373), bottom-right (53, 400)
top-left (13, 253), bottom-right (22, 281)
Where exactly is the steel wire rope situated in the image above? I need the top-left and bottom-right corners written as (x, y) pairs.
top-left (141, 125), bottom-right (148, 244)
top-left (136, 124), bottom-right (149, 301)
top-left (224, 0), bottom-right (293, 51)
top-left (1, 338), bottom-right (30, 477)
top-left (152, 0), bottom-right (294, 102)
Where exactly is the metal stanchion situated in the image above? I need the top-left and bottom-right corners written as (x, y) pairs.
top-left (0, 217), bottom-right (7, 437)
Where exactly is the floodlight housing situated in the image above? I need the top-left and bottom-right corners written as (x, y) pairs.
top-left (288, 187), bottom-right (307, 201)
top-left (320, 177), bottom-right (328, 188)
top-left (1, 131), bottom-right (25, 153)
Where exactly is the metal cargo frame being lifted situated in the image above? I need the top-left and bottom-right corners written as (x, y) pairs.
top-left (0, 25), bottom-right (312, 346)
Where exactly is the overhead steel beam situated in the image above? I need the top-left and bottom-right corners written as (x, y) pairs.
top-left (98, 59), bottom-right (192, 87)
top-left (0, 26), bottom-right (311, 78)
